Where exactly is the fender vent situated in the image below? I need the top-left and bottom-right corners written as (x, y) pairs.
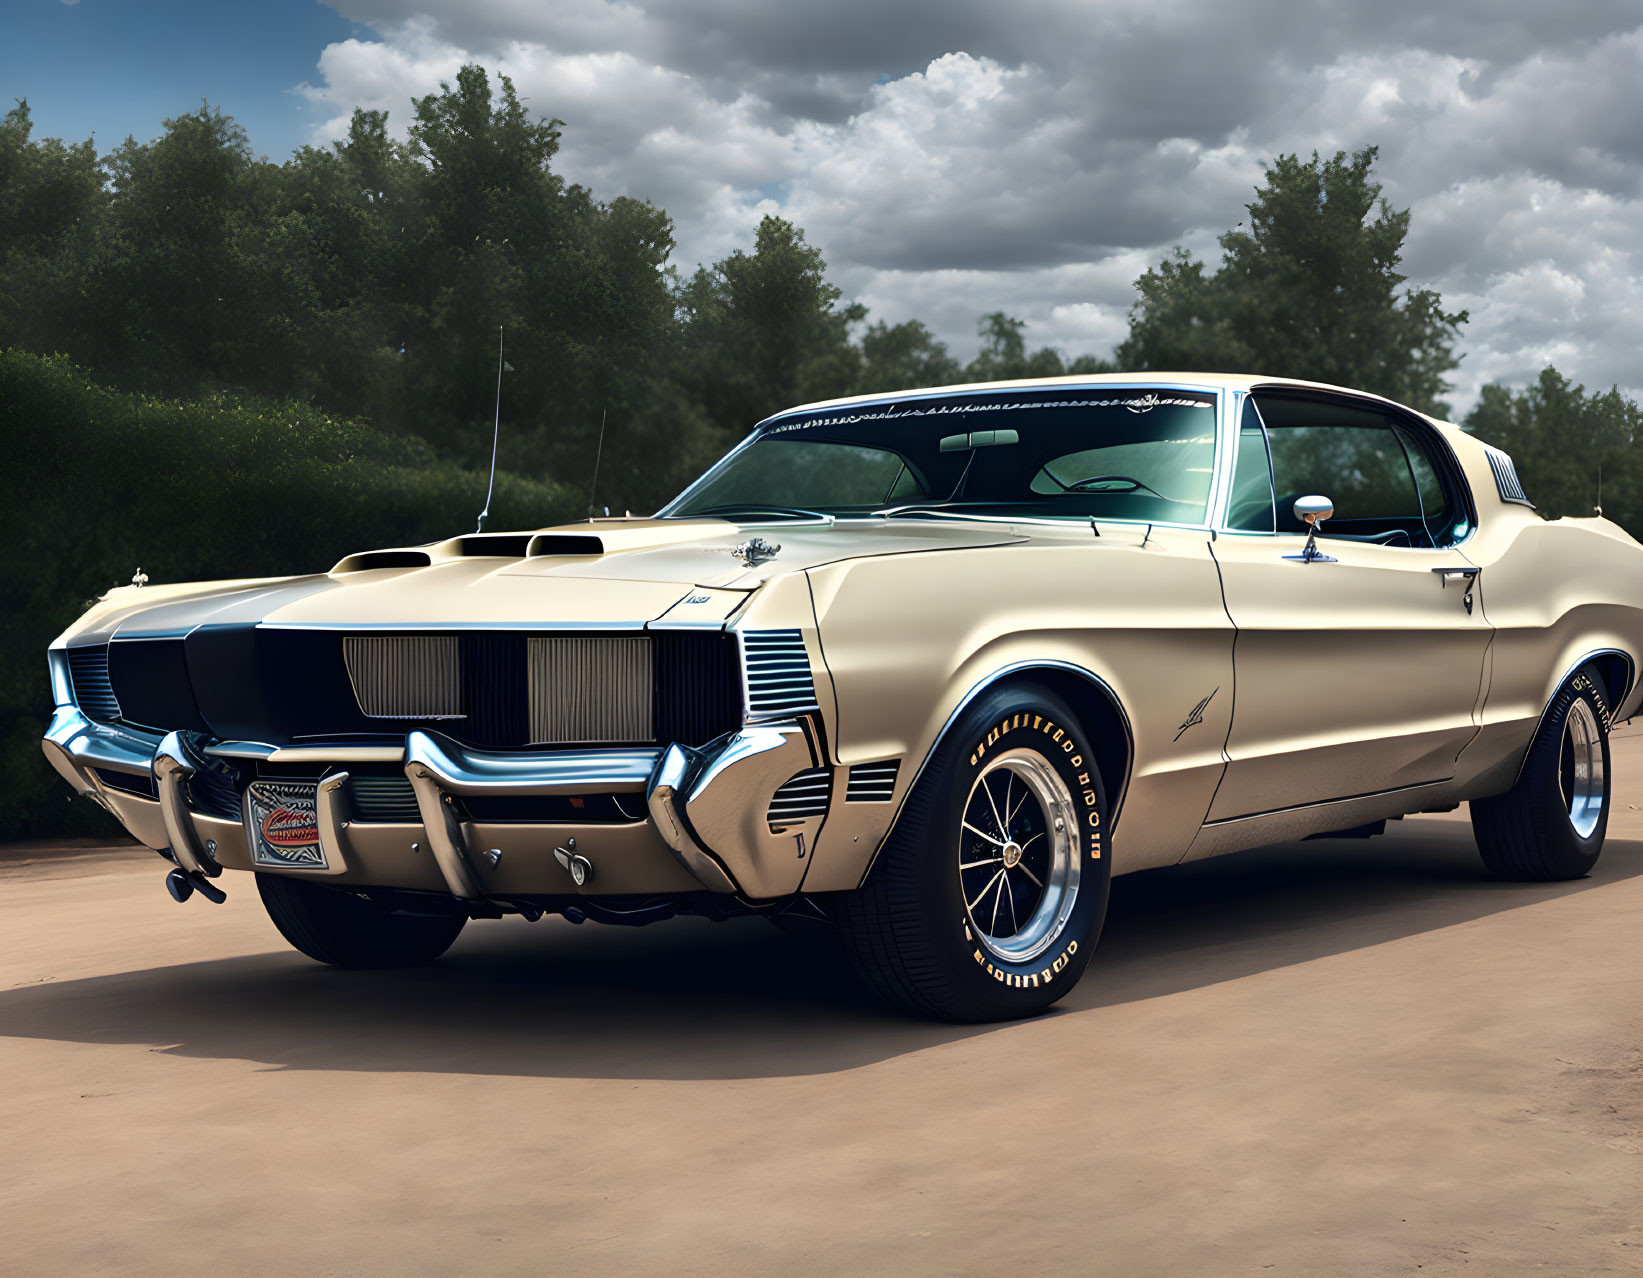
top-left (349, 776), bottom-right (422, 823)
top-left (742, 630), bottom-right (819, 720)
top-left (767, 767), bottom-right (832, 830)
top-left (845, 760), bottom-right (900, 803)
top-left (1483, 446), bottom-right (1533, 507)
top-left (67, 645), bottom-right (120, 721)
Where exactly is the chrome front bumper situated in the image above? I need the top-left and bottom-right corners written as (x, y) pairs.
top-left (44, 706), bottom-right (826, 901)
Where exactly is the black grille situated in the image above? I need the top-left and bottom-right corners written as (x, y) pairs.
top-left (67, 646), bottom-right (120, 721)
top-left (186, 764), bottom-right (244, 820)
top-left (349, 776), bottom-right (422, 822)
top-left (94, 625), bottom-right (743, 751)
top-left (846, 760), bottom-right (900, 803)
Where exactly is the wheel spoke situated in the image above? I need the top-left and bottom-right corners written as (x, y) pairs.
top-left (1014, 861), bottom-right (1044, 889)
top-left (960, 855), bottom-right (1003, 870)
top-left (1004, 870), bottom-right (1018, 932)
top-left (962, 821), bottom-right (1006, 847)
top-left (982, 775), bottom-right (1006, 838)
top-left (990, 871), bottom-right (1006, 933)
top-left (1006, 782), bottom-right (1029, 830)
top-left (967, 868), bottom-right (1005, 913)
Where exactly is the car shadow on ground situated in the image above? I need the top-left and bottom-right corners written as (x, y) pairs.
top-left (2, 819), bottom-right (1640, 1081)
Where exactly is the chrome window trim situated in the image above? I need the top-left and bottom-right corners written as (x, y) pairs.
top-left (657, 381), bottom-right (1227, 529)
top-left (1213, 385), bottom-right (1480, 553)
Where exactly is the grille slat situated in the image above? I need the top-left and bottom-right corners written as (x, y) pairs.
top-left (767, 767), bottom-right (833, 829)
top-left (349, 776), bottom-right (422, 823)
top-left (344, 636), bottom-right (462, 719)
top-left (67, 646), bottom-right (120, 721)
top-left (1484, 446), bottom-right (1533, 507)
top-left (846, 760), bottom-right (901, 803)
top-left (528, 636), bottom-right (654, 744)
top-left (742, 630), bottom-right (819, 719)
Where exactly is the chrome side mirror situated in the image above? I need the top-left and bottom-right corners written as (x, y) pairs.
top-left (1293, 495), bottom-right (1334, 527)
top-left (1285, 494), bottom-right (1337, 564)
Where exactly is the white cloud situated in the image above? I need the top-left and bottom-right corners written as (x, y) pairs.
top-left (300, 2), bottom-right (1643, 410)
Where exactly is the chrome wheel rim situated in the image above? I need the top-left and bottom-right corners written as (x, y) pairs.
top-left (958, 748), bottom-right (1080, 964)
top-left (1559, 698), bottom-right (1605, 839)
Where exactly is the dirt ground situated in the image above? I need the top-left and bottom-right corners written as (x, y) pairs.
top-left (3, 736), bottom-right (1642, 1276)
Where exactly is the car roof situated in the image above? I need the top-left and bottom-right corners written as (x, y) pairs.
top-left (762, 372), bottom-right (1462, 433)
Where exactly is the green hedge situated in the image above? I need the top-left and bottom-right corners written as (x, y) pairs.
top-left (0, 349), bottom-right (576, 840)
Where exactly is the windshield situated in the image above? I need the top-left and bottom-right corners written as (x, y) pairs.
top-left (663, 387), bottom-right (1219, 524)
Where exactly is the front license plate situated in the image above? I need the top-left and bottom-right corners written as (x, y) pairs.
top-left (245, 780), bottom-right (328, 869)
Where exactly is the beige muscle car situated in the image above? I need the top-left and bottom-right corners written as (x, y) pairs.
top-left (42, 374), bottom-right (1643, 1021)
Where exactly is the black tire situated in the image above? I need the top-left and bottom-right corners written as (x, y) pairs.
top-left (256, 873), bottom-right (467, 968)
top-left (837, 683), bottom-right (1113, 1022)
top-left (1472, 666), bottom-right (1612, 881)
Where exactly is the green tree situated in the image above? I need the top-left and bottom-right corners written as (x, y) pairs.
top-left (962, 312), bottom-right (1112, 382)
top-left (1119, 147), bottom-right (1467, 415)
top-left (673, 214), bottom-right (863, 443)
top-left (857, 318), bottom-right (962, 393)
top-left (1465, 367), bottom-right (1643, 535)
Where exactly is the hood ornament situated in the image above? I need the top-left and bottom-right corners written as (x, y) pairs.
top-left (131, 567), bottom-right (149, 588)
top-left (731, 537), bottom-right (781, 567)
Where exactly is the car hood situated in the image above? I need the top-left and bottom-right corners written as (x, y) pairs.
top-left (73, 518), bottom-right (1028, 638)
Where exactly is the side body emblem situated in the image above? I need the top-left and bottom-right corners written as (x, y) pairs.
top-left (1174, 688), bottom-right (1218, 742)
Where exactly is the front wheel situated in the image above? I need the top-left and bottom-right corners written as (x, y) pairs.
top-left (837, 684), bottom-right (1112, 1022)
top-left (257, 873), bottom-right (467, 968)
top-left (1472, 666), bottom-right (1612, 881)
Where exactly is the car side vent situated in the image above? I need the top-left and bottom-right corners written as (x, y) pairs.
top-left (349, 776), bottom-right (422, 822)
top-left (1483, 446), bottom-right (1533, 507)
top-left (767, 767), bottom-right (833, 830)
top-left (741, 630), bottom-right (819, 720)
top-left (67, 645), bottom-right (120, 721)
top-left (344, 635), bottom-right (463, 719)
top-left (845, 760), bottom-right (900, 803)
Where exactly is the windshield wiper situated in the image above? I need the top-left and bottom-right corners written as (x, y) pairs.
top-left (679, 503), bottom-right (834, 522)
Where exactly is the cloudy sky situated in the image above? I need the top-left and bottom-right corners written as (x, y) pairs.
top-left (8, 1), bottom-right (1643, 412)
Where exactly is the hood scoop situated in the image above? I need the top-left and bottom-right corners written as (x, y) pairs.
top-left (331, 548), bottom-right (434, 574)
top-left (527, 533), bottom-right (605, 557)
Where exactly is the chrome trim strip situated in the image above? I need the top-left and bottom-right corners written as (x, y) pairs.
top-left (153, 731), bottom-right (222, 878)
top-left (257, 620), bottom-right (651, 631)
top-left (270, 745), bottom-right (407, 763)
top-left (1202, 777), bottom-right (1447, 826)
top-left (203, 741), bottom-right (279, 759)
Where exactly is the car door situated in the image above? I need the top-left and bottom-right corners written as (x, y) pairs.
top-left (1205, 391), bottom-right (1493, 822)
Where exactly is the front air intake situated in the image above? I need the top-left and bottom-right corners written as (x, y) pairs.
top-left (767, 767), bottom-right (833, 830)
top-left (741, 630), bottom-right (819, 720)
top-left (344, 635), bottom-right (463, 719)
top-left (67, 645), bottom-right (120, 722)
top-left (845, 760), bottom-right (900, 803)
top-left (527, 636), bottom-right (654, 744)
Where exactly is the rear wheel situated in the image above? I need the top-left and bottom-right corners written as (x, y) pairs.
top-left (837, 684), bottom-right (1112, 1022)
top-left (256, 873), bottom-right (467, 968)
top-left (1472, 667), bottom-right (1612, 881)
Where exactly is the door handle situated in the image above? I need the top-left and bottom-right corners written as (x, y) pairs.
top-left (1432, 566), bottom-right (1479, 615)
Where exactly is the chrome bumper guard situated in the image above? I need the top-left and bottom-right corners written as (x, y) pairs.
top-left (45, 706), bottom-right (824, 902)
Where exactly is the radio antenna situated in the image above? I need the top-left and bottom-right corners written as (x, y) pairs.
top-left (476, 325), bottom-right (504, 532)
top-left (587, 403), bottom-right (608, 519)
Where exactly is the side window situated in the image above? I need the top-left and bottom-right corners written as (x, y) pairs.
top-left (1226, 399), bottom-right (1276, 532)
top-left (1252, 395), bottom-right (1463, 548)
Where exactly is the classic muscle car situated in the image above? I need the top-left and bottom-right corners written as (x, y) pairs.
top-left (42, 374), bottom-right (1643, 1021)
